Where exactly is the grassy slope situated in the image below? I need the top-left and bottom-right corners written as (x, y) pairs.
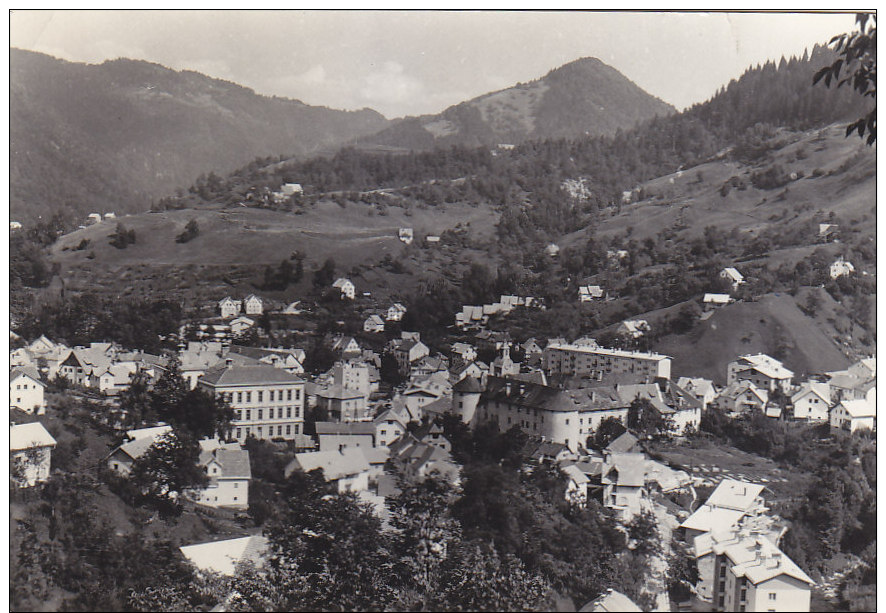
top-left (653, 293), bottom-right (852, 384)
top-left (50, 200), bottom-right (498, 305)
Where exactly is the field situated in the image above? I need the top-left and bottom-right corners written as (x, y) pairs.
top-left (648, 439), bottom-right (814, 506)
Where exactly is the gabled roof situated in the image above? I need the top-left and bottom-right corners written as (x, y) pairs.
top-left (579, 589), bottom-right (642, 612)
top-left (733, 354), bottom-right (793, 380)
top-left (605, 431), bottom-right (637, 454)
top-left (840, 398), bottom-right (876, 418)
top-left (180, 535), bottom-right (268, 576)
top-left (721, 535), bottom-right (814, 586)
top-left (791, 381), bottom-right (831, 405)
top-left (721, 267), bottom-right (744, 282)
top-left (10, 366), bottom-right (43, 385)
top-left (704, 293), bottom-right (732, 304)
top-left (680, 504), bottom-right (746, 533)
top-left (562, 463), bottom-right (589, 485)
top-left (453, 376), bottom-right (483, 393)
top-left (200, 448), bottom-right (252, 479)
top-left (365, 314), bottom-right (385, 325)
top-left (126, 424), bottom-right (173, 440)
top-left (332, 277), bottom-right (353, 288)
top-left (604, 453), bottom-right (646, 487)
top-left (374, 409), bottom-right (407, 427)
top-left (10, 422), bottom-right (57, 451)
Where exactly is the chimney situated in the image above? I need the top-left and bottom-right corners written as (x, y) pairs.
top-left (225, 358), bottom-right (233, 368)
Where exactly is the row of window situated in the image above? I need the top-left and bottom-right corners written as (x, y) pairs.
top-left (222, 388), bottom-right (302, 404)
top-left (234, 406), bottom-right (301, 421)
top-left (235, 423), bottom-right (300, 439)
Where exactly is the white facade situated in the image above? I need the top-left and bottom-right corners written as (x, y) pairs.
top-left (218, 297), bottom-right (241, 318)
top-left (829, 258), bottom-right (855, 279)
top-left (829, 399), bottom-right (875, 433)
top-left (10, 423), bottom-right (56, 487)
top-left (243, 295), bottom-right (263, 315)
top-left (543, 343), bottom-right (672, 383)
top-left (10, 370), bottom-right (45, 414)
top-left (332, 278), bottom-right (356, 300)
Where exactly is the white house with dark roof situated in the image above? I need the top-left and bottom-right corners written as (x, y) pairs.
top-left (10, 422), bottom-right (57, 487)
top-left (10, 366), bottom-right (45, 414)
top-left (363, 314), bottom-right (385, 333)
top-left (107, 425), bottom-right (174, 476)
top-left (218, 296), bottom-right (241, 319)
top-left (191, 441), bottom-right (251, 510)
top-left (716, 380), bottom-right (770, 414)
top-left (198, 363), bottom-right (305, 443)
top-left (386, 302), bottom-right (407, 321)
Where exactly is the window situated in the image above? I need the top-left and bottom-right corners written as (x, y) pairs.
top-left (295, 389), bottom-right (301, 400)
top-left (246, 409), bottom-right (252, 420)
top-left (234, 482), bottom-right (238, 488)
top-left (287, 407), bottom-right (292, 418)
top-left (278, 425), bottom-right (283, 436)
top-left (257, 391), bottom-right (263, 402)
top-left (718, 597), bottom-right (724, 607)
top-left (236, 428), bottom-right (241, 439)
top-left (16, 384), bottom-right (20, 390)
top-left (113, 463), bottom-right (119, 470)
top-left (257, 409), bottom-right (263, 420)
top-left (257, 426), bottom-right (262, 437)
top-left (565, 418), bottom-right (570, 425)
top-left (237, 392), bottom-right (242, 403)
top-left (287, 389), bottom-right (292, 401)
top-left (380, 429), bottom-right (387, 436)
top-left (720, 566), bottom-right (727, 578)
top-left (769, 593), bottom-right (777, 601)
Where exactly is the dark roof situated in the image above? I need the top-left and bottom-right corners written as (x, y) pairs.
top-left (606, 431), bottom-right (638, 454)
top-left (10, 365), bottom-right (42, 383)
top-left (315, 421), bottom-right (376, 436)
top-left (199, 364), bottom-right (304, 387)
top-left (453, 376), bottom-right (483, 393)
top-left (206, 448), bottom-right (252, 479)
top-left (482, 376), bottom-right (628, 413)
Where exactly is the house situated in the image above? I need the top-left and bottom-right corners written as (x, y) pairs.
top-left (616, 380), bottom-right (702, 434)
top-left (545, 243), bottom-right (560, 257)
top-left (330, 360), bottom-right (373, 396)
top-left (386, 303), bottom-right (407, 321)
top-left (399, 386), bottom-right (442, 423)
top-left (562, 464), bottom-right (589, 507)
top-left (229, 316), bottom-right (256, 336)
top-left (280, 183), bottom-right (303, 196)
top-left (716, 381), bottom-right (769, 414)
top-left (242, 294), bottom-right (263, 315)
top-left (414, 421), bottom-right (451, 453)
top-left (605, 431), bottom-right (639, 454)
top-left (180, 535), bottom-right (268, 577)
top-left (827, 358), bottom-right (876, 404)
top-left (579, 285), bottom-right (604, 302)
top-left (425, 235), bottom-right (441, 244)
top-left (10, 422), bottom-right (57, 487)
top-left (578, 589), bottom-right (642, 612)
top-left (285, 448), bottom-right (371, 493)
top-left (104, 212), bottom-right (116, 219)
top-left (332, 278), bottom-right (356, 300)
top-left (451, 375), bottom-right (484, 425)
top-left (450, 342), bottom-right (477, 363)
top-left (720, 267), bottom-right (745, 290)
top-left (107, 425), bottom-right (174, 476)
top-left (618, 319), bottom-right (650, 339)
top-left (315, 421), bottom-right (376, 452)
top-left (227, 345), bottom-right (305, 375)
top-left (374, 409), bottom-right (407, 447)
top-left (398, 227), bottom-right (414, 244)
top-left (522, 338), bottom-right (544, 358)
top-left (198, 363), bottom-right (306, 443)
top-left (389, 434), bottom-right (460, 485)
top-left (10, 366), bottom-right (45, 414)
top-left (727, 354), bottom-right (794, 393)
top-left (677, 377), bottom-right (717, 410)
top-left (709, 532), bottom-right (814, 612)
top-left (790, 382), bottom-right (831, 422)
top-left (332, 336), bottom-right (361, 357)
top-left (363, 314), bottom-right (386, 333)
top-left (829, 257), bottom-right (855, 279)
top-left (9, 221), bottom-right (22, 230)
top-left (393, 339), bottom-right (430, 374)
top-left (218, 296), bottom-right (241, 319)
top-left (818, 223), bottom-right (839, 241)
top-left (191, 441), bottom-right (251, 510)
top-left (601, 452), bottom-right (647, 520)
top-left (680, 478), bottom-right (768, 545)
top-left (529, 441), bottom-right (574, 464)
top-left (450, 359), bottom-right (489, 385)
top-left (829, 398), bottom-right (875, 433)
top-left (543, 342), bottom-right (672, 383)
top-left (703, 293), bottom-right (733, 309)
top-left (87, 212), bottom-right (102, 224)
top-left (89, 361), bottom-right (138, 396)
top-left (315, 385), bottom-right (370, 422)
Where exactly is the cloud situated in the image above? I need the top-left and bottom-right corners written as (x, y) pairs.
top-left (357, 61), bottom-right (424, 109)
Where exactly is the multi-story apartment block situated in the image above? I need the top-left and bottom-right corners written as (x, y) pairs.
top-left (199, 362), bottom-right (305, 443)
top-left (710, 532), bottom-right (813, 612)
top-left (543, 342), bottom-right (671, 383)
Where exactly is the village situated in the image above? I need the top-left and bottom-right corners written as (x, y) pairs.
top-left (9, 272), bottom-right (876, 612)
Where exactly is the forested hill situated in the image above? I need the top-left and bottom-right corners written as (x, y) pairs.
top-left (10, 49), bottom-right (390, 223)
top-left (353, 57), bottom-right (675, 151)
top-left (174, 45), bottom-right (871, 247)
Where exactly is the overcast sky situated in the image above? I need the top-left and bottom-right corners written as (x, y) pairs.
top-left (10, 10), bottom-right (857, 119)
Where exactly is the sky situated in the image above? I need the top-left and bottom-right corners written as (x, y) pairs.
top-left (10, 10), bottom-right (858, 119)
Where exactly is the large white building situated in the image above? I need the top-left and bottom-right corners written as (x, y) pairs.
top-left (198, 362), bottom-right (305, 443)
top-left (543, 342), bottom-right (672, 383)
